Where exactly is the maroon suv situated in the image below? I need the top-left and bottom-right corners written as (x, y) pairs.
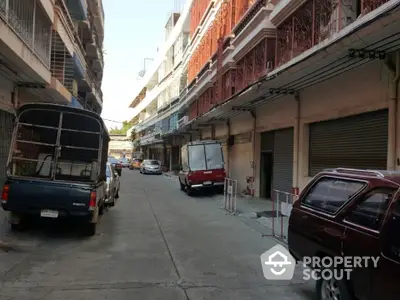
top-left (288, 168), bottom-right (400, 300)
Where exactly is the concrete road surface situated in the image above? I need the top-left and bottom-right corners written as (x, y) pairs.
top-left (0, 170), bottom-right (314, 299)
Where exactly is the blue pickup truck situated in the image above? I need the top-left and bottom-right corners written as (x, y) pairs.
top-left (1, 103), bottom-right (110, 236)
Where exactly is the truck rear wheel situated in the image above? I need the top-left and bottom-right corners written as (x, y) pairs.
top-left (85, 223), bottom-right (97, 236)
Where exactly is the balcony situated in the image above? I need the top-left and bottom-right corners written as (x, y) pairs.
top-left (87, 0), bottom-right (104, 43)
top-left (0, 0), bottom-right (52, 82)
top-left (139, 128), bottom-right (163, 146)
top-left (73, 42), bottom-right (86, 78)
top-left (274, 0), bottom-right (390, 67)
top-left (54, 7), bottom-right (74, 56)
top-left (178, 116), bottom-right (189, 128)
top-left (65, 0), bottom-right (87, 20)
top-left (87, 83), bottom-right (102, 106)
top-left (70, 95), bottom-right (84, 108)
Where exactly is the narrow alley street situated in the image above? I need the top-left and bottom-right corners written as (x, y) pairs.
top-left (0, 170), bottom-right (313, 300)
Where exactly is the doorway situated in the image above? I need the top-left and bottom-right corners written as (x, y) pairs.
top-left (260, 151), bottom-right (273, 198)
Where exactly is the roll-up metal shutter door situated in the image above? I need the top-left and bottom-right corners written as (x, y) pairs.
top-left (261, 131), bottom-right (274, 152)
top-left (272, 128), bottom-right (294, 193)
top-left (308, 109), bottom-right (388, 176)
top-left (0, 109), bottom-right (14, 186)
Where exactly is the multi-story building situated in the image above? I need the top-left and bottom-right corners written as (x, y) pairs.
top-left (0, 0), bottom-right (105, 185)
top-left (130, 0), bottom-right (400, 197)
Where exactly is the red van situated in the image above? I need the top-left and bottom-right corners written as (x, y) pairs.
top-left (178, 140), bottom-right (226, 196)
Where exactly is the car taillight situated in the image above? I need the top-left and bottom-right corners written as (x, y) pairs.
top-left (1, 184), bottom-right (9, 202)
top-left (89, 191), bottom-right (96, 210)
top-left (116, 164), bottom-right (122, 168)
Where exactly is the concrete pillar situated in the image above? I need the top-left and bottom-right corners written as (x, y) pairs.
top-left (386, 52), bottom-right (400, 170)
top-left (169, 146), bottom-right (173, 171)
top-left (298, 122), bottom-right (310, 191)
top-left (292, 93), bottom-right (301, 195)
top-left (11, 85), bottom-right (19, 109)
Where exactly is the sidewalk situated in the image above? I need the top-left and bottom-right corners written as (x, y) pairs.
top-left (163, 172), bottom-right (290, 241)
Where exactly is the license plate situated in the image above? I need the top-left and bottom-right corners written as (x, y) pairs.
top-left (203, 181), bottom-right (212, 185)
top-left (40, 209), bottom-right (59, 218)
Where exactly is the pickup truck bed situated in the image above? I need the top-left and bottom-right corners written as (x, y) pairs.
top-left (2, 178), bottom-right (104, 220)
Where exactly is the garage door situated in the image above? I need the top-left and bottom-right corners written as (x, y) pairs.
top-left (308, 109), bottom-right (388, 176)
top-left (272, 128), bottom-right (294, 193)
top-left (0, 109), bottom-right (14, 186)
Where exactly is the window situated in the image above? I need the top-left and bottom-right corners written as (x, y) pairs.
top-left (188, 145), bottom-right (206, 171)
top-left (205, 143), bottom-right (224, 170)
top-left (345, 188), bottom-right (395, 230)
top-left (302, 177), bottom-right (365, 214)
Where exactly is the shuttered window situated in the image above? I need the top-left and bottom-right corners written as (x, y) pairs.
top-left (308, 109), bottom-right (388, 176)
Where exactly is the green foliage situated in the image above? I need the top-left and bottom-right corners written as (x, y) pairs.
top-left (109, 115), bottom-right (140, 135)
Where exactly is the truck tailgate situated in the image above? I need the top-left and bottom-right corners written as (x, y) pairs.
top-left (190, 169), bottom-right (225, 184)
top-left (5, 179), bottom-right (93, 216)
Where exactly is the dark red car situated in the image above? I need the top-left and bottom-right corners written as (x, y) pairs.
top-left (288, 168), bottom-right (400, 300)
top-left (178, 140), bottom-right (226, 196)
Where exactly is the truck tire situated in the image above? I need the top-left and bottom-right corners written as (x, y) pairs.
top-left (85, 223), bottom-right (97, 236)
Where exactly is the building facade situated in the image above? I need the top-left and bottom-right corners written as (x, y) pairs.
top-left (129, 0), bottom-right (400, 197)
top-left (0, 0), bottom-right (105, 185)
top-left (109, 134), bottom-right (134, 159)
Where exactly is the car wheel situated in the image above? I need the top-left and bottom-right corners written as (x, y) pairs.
top-left (186, 185), bottom-right (194, 196)
top-left (179, 179), bottom-right (185, 191)
top-left (115, 190), bottom-right (119, 199)
top-left (316, 269), bottom-right (352, 300)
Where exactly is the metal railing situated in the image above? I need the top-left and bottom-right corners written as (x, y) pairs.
top-left (262, 190), bottom-right (296, 243)
top-left (0, 0), bottom-right (52, 67)
top-left (222, 178), bottom-right (238, 214)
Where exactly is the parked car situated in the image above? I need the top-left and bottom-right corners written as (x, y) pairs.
top-left (288, 167), bottom-right (400, 300)
top-left (0, 104), bottom-right (109, 236)
top-left (105, 162), bottom-right (120, 207)
top-left (108, 157), bottom-right (122, 176)
top-left (130, 158), bottom-right (143, 170)
top-left (118, 158), bottom-right (130, 168)
top-left (140, 160), bottom-right (162, 175)
top-left (178, 140), bottom-right (226, 196)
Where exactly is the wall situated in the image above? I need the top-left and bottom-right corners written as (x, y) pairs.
top-left (298, 60), bottom-right (389, 190)
top-left (253, 95), bottom-right (296, 197)
top-left (229, 114), bottom-right (254, 193)
top-left (224, 61), bottom-right (392, 197)
top-left (0, 75), bottom-right (14, 186)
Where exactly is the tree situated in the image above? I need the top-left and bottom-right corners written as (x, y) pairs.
top-left (109, 116), bottom-right (140, 135)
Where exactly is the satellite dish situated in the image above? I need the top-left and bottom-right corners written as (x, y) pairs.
top-left (138, 70), bottom-right (145, 77)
